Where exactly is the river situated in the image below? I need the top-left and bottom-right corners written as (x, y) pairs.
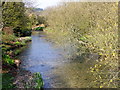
top-left (19, 31), bottom-right (93, 88)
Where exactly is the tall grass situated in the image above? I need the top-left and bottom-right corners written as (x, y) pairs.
top-left (42, 2), bottom-right (118, 88)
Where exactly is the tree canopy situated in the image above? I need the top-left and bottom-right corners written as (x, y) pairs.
top-left (2, 2), bottom-right (32, 36)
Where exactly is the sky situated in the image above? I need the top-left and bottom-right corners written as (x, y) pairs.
top-left (36, 0), bottom-right (61, 9)
top-left (24, 0), bottom-right (62, 9)
top-left (24, 0), bottom-right (82, 9)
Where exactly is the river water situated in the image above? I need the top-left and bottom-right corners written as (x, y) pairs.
top-left (19, 31), bottom-right (93, 88)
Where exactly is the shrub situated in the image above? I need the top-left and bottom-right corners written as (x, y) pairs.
top-left (43, 2), bottom-right (118, 88)
top-left (2, 34), bottom-right (16, 43)
top-left (13, 27), bottom-right (32, 37)
top-left (33, 72), bottom-right (43, 89)
top-left (3, 55), bottom-right (14, 65)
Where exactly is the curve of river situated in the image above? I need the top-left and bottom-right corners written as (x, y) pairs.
top-left (19, 31), bottom-right (93, 88)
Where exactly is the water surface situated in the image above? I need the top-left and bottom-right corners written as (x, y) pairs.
top-left (19, 31), bottom-right (92, 88)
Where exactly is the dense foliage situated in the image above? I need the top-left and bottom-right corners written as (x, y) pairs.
top-left (2, 2), bottom-right (32, 37)
top-left (2, 1), bottom-right (33, 65)
top-left (29, 14), bottom-right (47, 26)
top-left (2, 1), bottom-right (33, 88)
top-left (43, 2), bottom-right (118, 88)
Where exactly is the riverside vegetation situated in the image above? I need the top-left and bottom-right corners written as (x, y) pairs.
top-left (1, 2), bottom-right (43, 88)
top-left (42, 2), bottom-right (119, 88)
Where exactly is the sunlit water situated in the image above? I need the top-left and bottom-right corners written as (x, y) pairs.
top-left (19, 31), bottom-right (92, 88)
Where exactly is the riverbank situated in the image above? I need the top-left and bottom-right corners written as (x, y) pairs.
top-left (2, 35), bottom-right (31, 88)
top-left (42, 2), bottom-right (118, 88)
top-left (2, 34), bottom-right (43, 89)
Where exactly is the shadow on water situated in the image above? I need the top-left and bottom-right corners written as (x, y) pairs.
top-left (19, 31), bottom-right (94, 88)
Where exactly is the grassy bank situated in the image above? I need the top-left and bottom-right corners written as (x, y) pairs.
top-left (43, 2), bottom-right (119, 88)
top-left (2, 33), bottom-right (44, 89)
top-left (2, 32), bottom-right (30, 88)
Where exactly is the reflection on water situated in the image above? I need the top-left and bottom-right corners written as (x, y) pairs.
top-left (19, 31), bottom-right (92, 88)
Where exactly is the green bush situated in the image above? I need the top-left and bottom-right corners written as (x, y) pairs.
top-left (13, 27), bottom-right (32, 37)
top-left (3, 55), bottom-right (14, 65)
top-left (33, 72), bottom-right (43, 89)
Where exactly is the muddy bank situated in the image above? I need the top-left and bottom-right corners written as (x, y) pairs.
top-left (13, 69), bottom-right (43, 88)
